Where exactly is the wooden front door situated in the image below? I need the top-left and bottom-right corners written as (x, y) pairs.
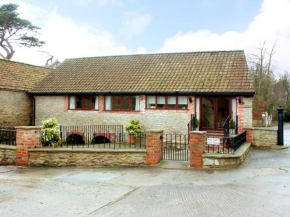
top-left (201, 97), bottom-right (230, 131)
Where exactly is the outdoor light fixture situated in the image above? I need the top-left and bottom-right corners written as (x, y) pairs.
top-left (238, 97), bottom-right (244, 104)
top-left (189, 97), bottom-right (193, 103)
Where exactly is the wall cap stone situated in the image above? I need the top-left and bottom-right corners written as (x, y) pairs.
top-left (189, 131), bottom-right (207, 134)
top-left (202, 142), bottom-right (251, 159)
top-left (251, 127), bottom-right (277, 131)
top-left (28, 148), bottom-right (147, 153)
top-left (146, 129), bottom-right (163, 133)
top-left (0, 145), bottom-right (16, 150)
top-left (15, 126), bottom-right (42, 130)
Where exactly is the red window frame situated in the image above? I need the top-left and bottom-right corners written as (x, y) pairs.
top-left (106, 96), bottom-right (139, 111)
top-left (146, 96), bottom-right (188, 110)
top-left (69, 96), bottom-right (98, 110)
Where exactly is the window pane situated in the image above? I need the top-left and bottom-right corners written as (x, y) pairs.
top-left (123, 96), bottom-right (130, 110)
top-left (131, 96), bottom-right (139, 111)
top-left (76, 96), bottom-right (82, 109)
top-left (196, 97), bottom-right (200, 120)
top-left (178, 96), bottom-right (188, 109)
top-left (105, 96), bottom-right (112, 110)
top-left (147, 96), bottom-right (155, 108)
top-left (113, 96), bottom-right (121, 110)
top-left (157, 96), bottom-right (165, 108)
top-left (92, 96), bottom-right (98, 110)
top-left (167, 96), bottom-right (176, 108)
top-left (84, 96), bottom-right (90, 109)
top-left (69, 96), bottom-right (76, 109)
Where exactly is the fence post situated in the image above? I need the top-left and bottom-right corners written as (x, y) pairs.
top-left (277, 106), bottom-right (284, 146)
top-left (15, 126), bottom-right (42, 166)
top-left (146, 130), bottom-right (163, 165)
top-left (189, 131), bottom-right (206, 168)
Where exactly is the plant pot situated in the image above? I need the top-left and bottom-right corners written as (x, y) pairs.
top-left (127, 134), bottom-right (136, 145)
top-left (230, 129), bottom-right (235, 135)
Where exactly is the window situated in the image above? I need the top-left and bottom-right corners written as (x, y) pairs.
top-left (69, 96), bottom-right (98, 110)
top-left (105, 96), bottom-right (139, 111)
top-left (146, 96), bottom-right (188, 109)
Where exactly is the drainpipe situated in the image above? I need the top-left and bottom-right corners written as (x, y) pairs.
top-left (277, 106), bottom-right (284, 146)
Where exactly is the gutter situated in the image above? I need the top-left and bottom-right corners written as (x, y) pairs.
top-left (29, 91), bottom-right (255, 96)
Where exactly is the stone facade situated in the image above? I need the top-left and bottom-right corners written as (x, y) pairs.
top-left (34, 95), bottom-right (191, 134)
top-left (28, 149), bottom-right (146, 167)
top-left (0, 145), bottom-right (16, 165)
top-left (0, 90), bottom-right (32, 126)
top-left (237, 97), bottom-right (253, 133)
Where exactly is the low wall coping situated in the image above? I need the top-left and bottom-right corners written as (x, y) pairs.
top-left (146, 129), bottom-right (163, 133)
top-left (202, 142), bottom-right (251, 159)
top-left (28, 147), bottom-right (147, 153)
top-left (15, 126), bottom-right (42, 130)
top-left (0, 145), bottom-right (16, 150)
top-left (189, 131), bottom-right (207, 134)
top-left (252, 127), bottom-right (277, 131)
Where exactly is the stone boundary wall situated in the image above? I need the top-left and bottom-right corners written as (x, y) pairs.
top-left (244, 127), bottom-right (277, 147)
top-left (0, 145), bottom-right (16, 165)
top-left (202, 142), bottom-right (251, 169)
top-left (28, 148), bottom-right (146, 167)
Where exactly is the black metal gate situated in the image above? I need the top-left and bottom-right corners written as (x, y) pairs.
top-left (163, 134), bottom-right (189, 161)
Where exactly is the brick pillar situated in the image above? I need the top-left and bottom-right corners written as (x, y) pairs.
top-left (146, 130), bottom-right (163, 165)
top-left (244, 128), bottom-right (253, 143)
top-left (189, 131), bottom-right (206, 168)
top-left (16, 126), bottom-right (42, 166)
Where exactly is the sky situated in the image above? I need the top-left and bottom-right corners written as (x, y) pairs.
top-left (0, 0), bottom-right (290, 75)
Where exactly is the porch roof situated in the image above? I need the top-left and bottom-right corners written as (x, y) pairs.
top-left (30, 50), bottom-right (255, 95)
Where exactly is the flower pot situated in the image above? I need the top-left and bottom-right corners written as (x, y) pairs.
top-left (230, 129), bottom-right (235, 135)
top-left (127, 134), bottom-right (136, 145)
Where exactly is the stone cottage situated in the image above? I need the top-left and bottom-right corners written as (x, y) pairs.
top-left (30, 50), bottom-right (254, 134)
top-left (0, 59), bottom-right (50, 126)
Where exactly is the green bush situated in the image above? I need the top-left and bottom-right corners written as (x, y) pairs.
top-left (196, 119), bottom-right (200, 129)
top-left (41, 118), bottom-right (61, 147)
top-left (125, 119), bottom-right (144, 136)
top-left (284, 112), bottom-right (290, 122)
top-left (229, 118), bottom-right (236, 129)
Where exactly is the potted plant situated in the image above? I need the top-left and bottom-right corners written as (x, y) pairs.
top-left (229, 118), bottom-right (236, 135)
top-left (41, 118), bottom-right (61, 147)
top-left (125, 119), bottom-right (144, 145)
top-left (195, 119), bottom-right (200, 131)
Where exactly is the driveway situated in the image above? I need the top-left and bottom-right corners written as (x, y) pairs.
top-left (0, 129), bottom-right (289, 217)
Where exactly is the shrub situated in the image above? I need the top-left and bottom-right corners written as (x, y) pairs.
top-left (229, 118), bottom-right (236, 129)
top-left (41, 118), bottom-right (61, 147)
top-left (284, 112), bottom-right (290, 122)
top-left (195, 119), bottom-right (200, 129)
top-left (125, 119), bottom-right (144, 136)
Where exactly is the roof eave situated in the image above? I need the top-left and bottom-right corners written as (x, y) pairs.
top-left (29, 91), bottom-right (255, 96)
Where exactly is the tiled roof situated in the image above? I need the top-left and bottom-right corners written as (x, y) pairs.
top-left (0, 59), bottom-right (51, 91)
top-left (31, 50), bottom-right (255, 94)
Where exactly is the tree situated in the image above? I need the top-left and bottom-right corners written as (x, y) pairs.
top-left (0, 3), bottom-right (44, 60)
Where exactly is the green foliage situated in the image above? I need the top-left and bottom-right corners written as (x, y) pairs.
top-left (229, 118), bottom-right (236, 129)
top-left (195, 119), bottom-right (200, 129)
top-left (0, 3), bottom-right (45, 60)
top-left (41, 118), bottom-right (60, 147)
top-left (284, 112), bottom-right (290, 122)
top-left (125, 119), bottom-right (144, 136)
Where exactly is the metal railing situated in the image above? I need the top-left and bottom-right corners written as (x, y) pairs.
top-left (0, 128), bottom-right (16, 146)
top-left (164, 134), bottom-right (188, 161)
top-left (230, 131), bottom-right (247, 153)
top-left (59, 125), bottom-right (124, 134)
top-left (42, 130), bottom-right (146, 150)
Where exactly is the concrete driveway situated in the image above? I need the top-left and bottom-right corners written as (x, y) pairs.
top-left (0, 129), bottom-right (290, 217)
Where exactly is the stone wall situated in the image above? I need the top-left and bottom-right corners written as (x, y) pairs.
top-left (237, 97), bottom-right (253, 133)
top-left (202, 142), bottom-right (251, 169)
top-left (0, 90), bottom-right (32, 126)
top-left (28, 149), bottom-right (146, 167)
top-left (0, 145), bottom-right (16, 165)
top-left (34, 95), bottom-right (190, 134)
top-left (251, 128), bottom-right (277, 147)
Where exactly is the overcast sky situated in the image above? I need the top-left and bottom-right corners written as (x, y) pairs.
top-left (1, 0), bottom-right (290, 75)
